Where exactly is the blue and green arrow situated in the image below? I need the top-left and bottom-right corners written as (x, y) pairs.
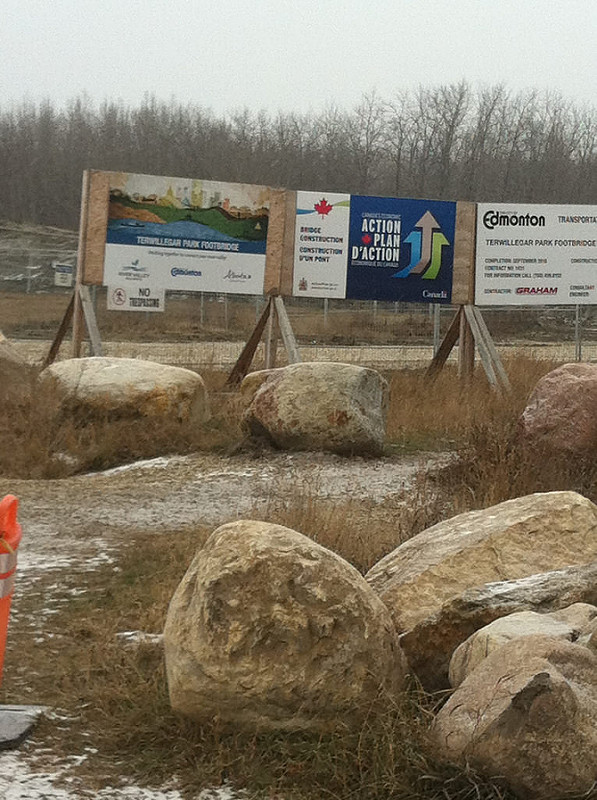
top-left (392, 211), bottom-right (449, 279)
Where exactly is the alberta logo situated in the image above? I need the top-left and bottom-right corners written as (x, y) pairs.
top-left (392, 211), bottom-right (450, 280)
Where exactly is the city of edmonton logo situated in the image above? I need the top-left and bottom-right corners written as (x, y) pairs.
top-left (483, 210), bottom-right (546, 230)
top-left (392, 211), bottom-right (450, 280)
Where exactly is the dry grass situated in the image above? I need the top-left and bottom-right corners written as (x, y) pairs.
top-left (3, 353), bottom-right (597, 796)
top-left (3, 520), bottom-right (519, 800)
top-left (0, 367), bottom-right (244, 479)
top-left (0, 290), bottom-right (438, 346)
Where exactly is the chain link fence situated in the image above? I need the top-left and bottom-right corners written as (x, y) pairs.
top-left (1, 227), bottom-right (595, 372)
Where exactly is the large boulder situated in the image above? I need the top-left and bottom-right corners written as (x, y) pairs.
top-left (399, 561), bottom-right (597, 691)
top-left (433, 635), bottom-right (597, 799)
top-left (163, 520), bottom-right (407, 732)
top-left (39, 356), bottom-right (209, 425)
top-left (365, 492), bottom-right (597, 689)
top-left (521, 362), bottom-right (597, 456)
top-left (449, 603), bottom-right (597, 687)
top-left (241, 362), bottom-right (387, 455)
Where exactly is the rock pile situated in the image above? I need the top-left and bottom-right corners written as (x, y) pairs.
top-left (364, 490), bottom-right (597, 689)
top-left (164, 492), bottom-right (597, 797)
top-left (434, 636), bottom-right (597, 799)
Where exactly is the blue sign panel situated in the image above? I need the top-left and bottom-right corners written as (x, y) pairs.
top-left (345, 195), bottom-right (456, 303)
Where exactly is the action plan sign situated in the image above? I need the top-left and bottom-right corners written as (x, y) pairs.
top-left (476, 204), bottom-right (597, 305)
top-left (293, 192), bottom-right (456, 303)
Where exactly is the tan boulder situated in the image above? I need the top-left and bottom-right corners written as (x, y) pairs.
top-left (241, 362), bottom-right (387, 455)
top-left (365, 492), bottom-right (597, 689)
top-left (449, 603), bottom-right (597, 686)
top-left (399, 561), bottom-right (597, 690)
top-left (521, 362), bottom-right (597, 455)
top-left (39, 356), bottom-right (209, 424)
top-left (164, 520), bottom-right (407, 732)
top-left (434, 635), bottom-right (597, 799)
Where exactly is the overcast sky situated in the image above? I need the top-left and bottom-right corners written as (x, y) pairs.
top-left (2, 0), bottom-right (595, 114)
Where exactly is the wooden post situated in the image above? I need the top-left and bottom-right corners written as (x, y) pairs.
top-left (226, 297), bottom-right (273, 387)
top-left (79, 285), bottom-right (103, 356)
top-left (274, 296), bottom-right (301, 364)
top-left (426, 306), bottom-right (462, 379)
top-left (264, 297), bottom-right (279, 369)
top-left (72, 171), bottom-right (89, 357)
top-left (464, 305), bottom-right (497, 390)
top-left (458, 305), bottom-right (475, 384)
top-left (42, 292), bottom-right (75, 369)
top-left (470, 306), bottom-right (512, 393)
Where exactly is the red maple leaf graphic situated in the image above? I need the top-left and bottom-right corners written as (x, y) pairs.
top-left (362, 233), bottom-right (372, 245)
top-left (314, 198), bottom-right (333, 217)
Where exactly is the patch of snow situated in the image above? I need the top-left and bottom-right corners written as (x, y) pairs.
top-left (116, 631), bottom-right (164, 647)
top-left (197, 787), bottom-right (246, 800)
top-left (91, 456), bottom-right (187, 478)
top-left (0, 751), bottom-right (185, 799)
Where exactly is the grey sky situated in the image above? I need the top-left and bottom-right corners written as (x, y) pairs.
top-left (2, 0), bottom-right (595, 114)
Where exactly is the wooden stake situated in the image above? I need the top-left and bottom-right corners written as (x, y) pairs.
top-left (273, 296), bottom-right (301, 364)
top-left (426, 307), bottom-right (462, 379)
top-left (79, 285), bottom-right (103, 356)
top-left (226, 298), bottom-right (273, 387)
top-left (458, 306), bottom-right (475, 383)
top-left (72, 171), bottom-right (90, 357)
top-left (41, 292), bottom-right (75, 369)
top-left (264, 298), bottom-right (279, 369)
top-left (464, 304), bottom-right (498, 390)
top-left (470, 306), bottom-right (512, 393)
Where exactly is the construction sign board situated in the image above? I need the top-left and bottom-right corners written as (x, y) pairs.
top-left (292, 192), bottom-right (457, 303)
top-left (476, 204), bottom-right (597, 305)
top-left (102, 172), bottom-right (270, 295)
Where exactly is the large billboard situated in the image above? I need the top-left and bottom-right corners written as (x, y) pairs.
top-left (476, 204), bottom-right (597, 305)
top-left (293, 192), bottom-right (456, 303)
top-left (103, 172), bottom-right (270, 295)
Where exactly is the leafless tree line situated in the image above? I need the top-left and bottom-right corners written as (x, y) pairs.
top-left (1, 82), bottom-right (595, 229)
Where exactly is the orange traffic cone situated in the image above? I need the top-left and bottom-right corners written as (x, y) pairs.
top-left (0, 495), bottom-right (22, 684)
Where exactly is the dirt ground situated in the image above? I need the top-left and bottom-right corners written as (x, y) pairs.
top-left (0, 448), bottom-right (445, 799)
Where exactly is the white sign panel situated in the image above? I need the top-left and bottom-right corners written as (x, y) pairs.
top-left (293, 191), bottom-right (350, 298)
top-left (53, 262), bottom-right (73, 287)
top-left (107, 284), bottom-right (165, 312)
top-left (103, 173), bottom-right (270, 296)
top-left (476, 204), bottom-right (597, 305)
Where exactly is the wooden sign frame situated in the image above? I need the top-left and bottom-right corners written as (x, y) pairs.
top-left (63, 170), bottom-right (502, 392)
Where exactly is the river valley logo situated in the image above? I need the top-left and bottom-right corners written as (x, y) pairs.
top-left (392, 211), bottom-right (450, 279)
top-left (118, 258), bottom-right (149, 280)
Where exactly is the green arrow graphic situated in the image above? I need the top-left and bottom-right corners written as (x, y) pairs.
top-left (422, 232), bottom-right (449, 279)
top-left (410, 211), bottom-right (441, 274)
